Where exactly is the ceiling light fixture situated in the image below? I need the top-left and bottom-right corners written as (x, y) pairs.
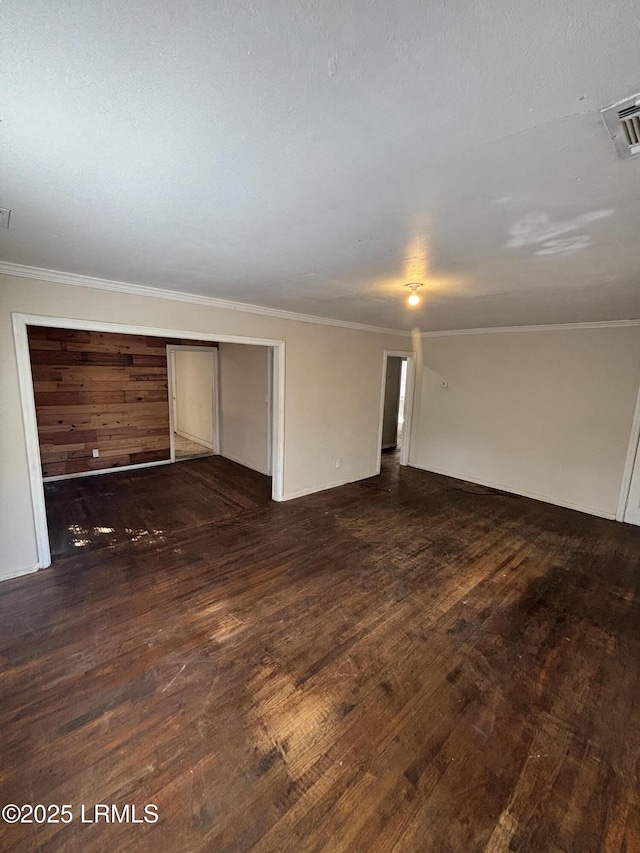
top-left (405, 282), bottom-right (423, 306)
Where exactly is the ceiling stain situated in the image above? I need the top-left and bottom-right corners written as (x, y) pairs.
top-left (506, 210), bottom-right (614, 257)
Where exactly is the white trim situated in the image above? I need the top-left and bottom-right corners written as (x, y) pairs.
top-left (616, 380), bottom-right (640, 522)
top-left (15, 313), bottom-right (287, 349)
top-left (44, 459), bottom-right (172, 483)
top-left (0, 262), bottom-right (409, 337)
top-left (213, 348), bottom-right (221, 456)
top-left (12, 315), bottom-right (51, 568)
top-left (399, 356), bottom-right (416, 468)
top-left (0, 564), bottom-right (40, 582)
top-left (266, 348), bottom-right (274, 477)
top-left (422, 319), bottom-right (640, 338)
top-left (11, 312), bottom-right (286, 570)
top-left (3, 263), bottom-right (639, 340)
top-left (168, 348), bottom-right (176, 463)
top-left (410, 463), bottom-right (616, 520)
top-left (376, 351), bottom-right (416, 474)
top-left (271, 342), bottom-right (285, 501)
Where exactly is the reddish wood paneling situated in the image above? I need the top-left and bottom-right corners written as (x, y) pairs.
top-left (28, 327), bottom-right (217, 477)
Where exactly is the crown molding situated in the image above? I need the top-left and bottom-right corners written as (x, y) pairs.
top-left (0, 262), bottom-right (411, 337)
top-left (422, 319), bottom-right (640, 337)
top-left (3, 262), bottom-right (637, 338)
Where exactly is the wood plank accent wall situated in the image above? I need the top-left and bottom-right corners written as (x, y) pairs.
top-left (28, 327), bottom-right (217, 478)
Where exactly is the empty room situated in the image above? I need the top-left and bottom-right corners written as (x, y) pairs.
top-left (1, 1), bottom-right (640, 852)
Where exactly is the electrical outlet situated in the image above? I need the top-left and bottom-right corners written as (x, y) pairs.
top-left (335, 458), bottom-right (341, 468)
top-left (92, 449), bottom-right (100, 458)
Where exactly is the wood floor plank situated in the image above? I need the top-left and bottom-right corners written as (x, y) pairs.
top-left (1, 454), bottom-right (639, 851)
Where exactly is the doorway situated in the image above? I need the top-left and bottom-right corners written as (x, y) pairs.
top-left (13, 313), bottom-right (286, 570)
top-left (377, 350), bottom-right (416, 472)
top-left (167, 345), bottom-right (219, 462)
top-left (381, 357), bottom-right (407, 452)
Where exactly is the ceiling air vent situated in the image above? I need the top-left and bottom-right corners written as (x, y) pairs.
top-left (601, 93), bottom-right (640, 159)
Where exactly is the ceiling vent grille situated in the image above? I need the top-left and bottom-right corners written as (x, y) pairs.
top-left (601, 93), bottom-right (640, 159)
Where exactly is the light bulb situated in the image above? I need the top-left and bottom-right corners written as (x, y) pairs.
top-left (405, 282), bottom-right (423, 306)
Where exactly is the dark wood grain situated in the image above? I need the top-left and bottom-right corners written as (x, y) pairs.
top-left (1, 455), bottom-right (639, 852)
top-left (28, 326), bottom-right (217, 477)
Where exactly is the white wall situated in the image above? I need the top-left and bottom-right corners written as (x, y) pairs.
top-left (0, 273), bottom-right (408, 579)
top-left (5, 271), bottom-right (639, 582)
top-left (218, 344), bottom-right (269, 474)
top-left (174, 349), bottom-right (214, 447)
top-left (409, 326), bottom-right (640, 518)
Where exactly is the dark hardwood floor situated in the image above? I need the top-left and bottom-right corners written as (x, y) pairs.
top-left (44, 456), bottom-right (272, 559)
top-left (1, 455), bottom-right (639, 852)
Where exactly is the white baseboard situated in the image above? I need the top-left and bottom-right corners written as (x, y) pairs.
top-left (0, 563), bottom-right (40, 583)
top-left (43, 459), bottom-right (171, 483)
top-left (174, 429), bottom-right (214, 450)
top-left (408, 461), bottom-right (616, 520)
top-left (282, 470), bottom-right (379, 501)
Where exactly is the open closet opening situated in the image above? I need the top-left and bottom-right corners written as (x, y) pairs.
top-left (168, 345), bottom-right (219, 462)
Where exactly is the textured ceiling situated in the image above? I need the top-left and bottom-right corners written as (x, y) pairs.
top-left (1, 0), bottom-right (640, 331)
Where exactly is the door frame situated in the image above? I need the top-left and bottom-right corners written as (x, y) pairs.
top-left (616, 379), bottom-right (640, 523)
top-left (376, 350), bottom-right (416, 473)
top-left (266, 347), bottom-right (274, 476)
top-left (167, 344), bottom-right (219, 463)
top-left (12, 312), bottom-right (286, 570)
